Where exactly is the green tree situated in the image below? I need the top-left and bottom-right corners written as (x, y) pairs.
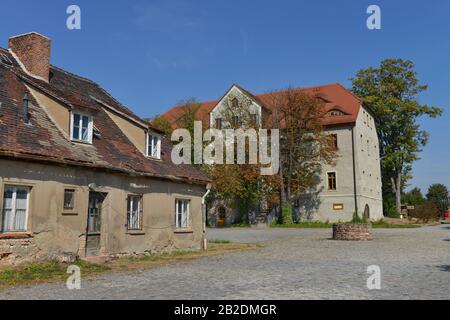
top-left (351, 59), bottom-right (443, 214)
top-left (151, 115), bottom-right (173, 138)
top-left (206, 94), bottom-right (279, 223)
top-left (268, 88), bottom-right (337, 222)
top-left (426, 184), bottom-right (449, 213)
top-left (402, 187), bottom-right (425, 207)
top-left (176, 98), bottom-right (202, 137)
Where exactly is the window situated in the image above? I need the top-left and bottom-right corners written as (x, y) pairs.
top-left (327, 109), bottom-right (345, 117)
top-left (175, 199), bottom-right (189, 229)
top-left (147, 133), bottom-right (161, 159)
top-left (127, 195), bottom-right (143, 231)
top-left (2, 186), bottom-right (30, 232)
top-left (215, 118), bottom-right (222, 129)
top-left (71, 113), bottom-right (93, 143)
top-left (63, 189), bottom-right (75, 210)
top-left (250, 114), bottom-right (258, 126)
top-left (327, 172), bottom-right (337, 191)
top-left (333, 203), bottom-right (344, 211)
top-left (330, 134), bottom-right (338, 150)
top-left (232, 115), bottom-right (240, 127)
top-left (231, 98), bottom-right (239, 109)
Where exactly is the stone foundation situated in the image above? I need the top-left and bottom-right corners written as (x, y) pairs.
top-left (332, 224), bottom-right (373, 241)
top-left (0, 236), bottom-right (42, 266)
top-left (0, 235), bottom-right (79, 266)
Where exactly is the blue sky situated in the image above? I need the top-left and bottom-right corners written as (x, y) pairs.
top-left (1, 0), bottom-right (449, 193)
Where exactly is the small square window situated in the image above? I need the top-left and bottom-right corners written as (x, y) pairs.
top-left (64, 189), bottom-right (75, 210)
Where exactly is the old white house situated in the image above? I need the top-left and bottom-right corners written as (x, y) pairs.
top-left (161, 83), bottom-right (383, 224)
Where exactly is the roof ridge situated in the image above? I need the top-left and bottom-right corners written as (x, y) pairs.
top-left (253, 83), bottom-right (342, 97)
top-left (50, 65), bottom-right (97, 85)
top-left (334, 82), bottom-right (362, 103)
top-left (50, 64), bottom-right (143, 122)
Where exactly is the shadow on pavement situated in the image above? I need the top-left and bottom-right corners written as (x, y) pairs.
top-left (436, 265), bottom-right (450, 272)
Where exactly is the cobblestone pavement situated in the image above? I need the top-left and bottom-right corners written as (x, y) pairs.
top-left (1, 225), bottom-right (449, 300)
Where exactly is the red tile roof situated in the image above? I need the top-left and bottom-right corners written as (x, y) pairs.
top-left (161, 83), bottom-right (362, 129)
top-left (0, 47), bottom-right (209, 185)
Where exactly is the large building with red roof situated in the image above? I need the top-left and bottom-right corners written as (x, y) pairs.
top-left (160, 83), bottom-right (383, 224)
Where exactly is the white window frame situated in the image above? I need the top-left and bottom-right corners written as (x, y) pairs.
top-left (70, 112), bottom-right (93, 143)
top-left (175, 199), bottom-right (190, 229)
top-left (147, 132), bottom-right (161, 159)
top-left (1, 185), bottom-right (30, 233)
top-left (127, 195), bottom-right (143, 231)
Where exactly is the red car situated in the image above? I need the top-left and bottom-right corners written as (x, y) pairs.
top-left (443, 210), bottom-right (449, 220)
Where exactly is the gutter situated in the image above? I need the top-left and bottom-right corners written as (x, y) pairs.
top-left (351, 126), bottom-right (358, 215)
top-left (0, 150), bottom-right (210, 186)
top-left (201, 183), bottom-right (212, 251)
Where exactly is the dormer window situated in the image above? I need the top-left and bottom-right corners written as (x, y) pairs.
top-left (147, 133), bottom-right (161, 159)
top-left (327, 110), bottom-right (345, 117)
top-left (70, 112), bottom-right (93, 143)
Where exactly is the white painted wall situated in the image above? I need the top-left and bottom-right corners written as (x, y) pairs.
top-left (208, 86), bottom-right (384, 222)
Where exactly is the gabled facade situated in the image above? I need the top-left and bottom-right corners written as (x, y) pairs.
top-left (161, 84), bottom-right (383, 224)
top-left (0, 32), bottom-right (210, 265)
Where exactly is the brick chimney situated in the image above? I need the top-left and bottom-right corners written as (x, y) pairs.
top-left (8, 32), bottom-right (51, 82)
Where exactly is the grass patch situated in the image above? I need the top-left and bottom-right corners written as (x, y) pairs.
top-left (110, 242), bottom-right (258, 273)
top-left (0, 242), bottom-right (258, 289)
top-left (370, 220), bottom-right (421, 228)
top-left (0, 259), bottom-right (109, 288)
top-left (208, 239), bottom-right (231, 244)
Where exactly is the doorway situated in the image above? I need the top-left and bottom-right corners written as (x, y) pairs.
top-left (85, 192), bottom-right (106, 257)
top-left (363, 204), bottom-right (370, 221)
top-left (216, 206), bottom-right (226, 228)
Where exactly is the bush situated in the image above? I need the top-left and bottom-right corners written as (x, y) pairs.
top-left (409, 201), bottom-right (441, 223)
top-left (280, 203), bottom-right (293, 225)
top-left (426, 184), bottom-right (449, 213)
top-left (383, 197), bottom-right (400, 218)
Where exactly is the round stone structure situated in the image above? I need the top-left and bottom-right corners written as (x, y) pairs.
top-left (332, 224), bottom-right (373, 241)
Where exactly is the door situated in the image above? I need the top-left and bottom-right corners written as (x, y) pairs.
top-left (85, 192), bottom-right (105, 257)
top-left (217, 207), bottom-right (226, 228)
top-left (363, 204), bottom-right (370, 221)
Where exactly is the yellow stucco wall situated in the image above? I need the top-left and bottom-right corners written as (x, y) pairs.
top-left (0, 159), bottom-right (205, 263)
top-left (103, 108), bottom-right (147, 154)
top-left (26, 86), bottom-right (71, 137)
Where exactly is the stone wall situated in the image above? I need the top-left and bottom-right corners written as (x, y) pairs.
top-left (0, 235), bottom-right (42, 266)
top-left (332, 224), bottom-right (373, 241)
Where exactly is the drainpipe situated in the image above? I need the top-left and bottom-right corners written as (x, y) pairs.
top-left (351, 126), bottom-right (358, 216)
top-left (201, 183), bottom-right (212, 251)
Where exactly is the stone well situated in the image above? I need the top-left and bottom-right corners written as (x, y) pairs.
top-left (332, 224), bottom-right (373, 241)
